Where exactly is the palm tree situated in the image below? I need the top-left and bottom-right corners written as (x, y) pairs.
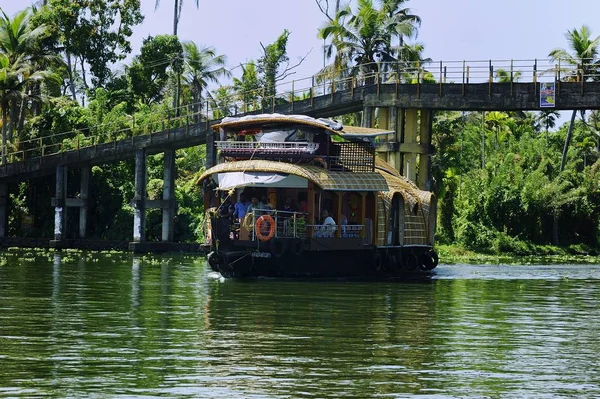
top-left (549, 25), bottom-right (600, 172)
top-left (536, 110), bottom-right (561, 133)
top-left (233, 61), bottom-right (260, 112)
top-left (380, 0), bottom-right (421, 47)
top-left (0, 7), bottom-right (59, 161)
top-left (181, 41), bottom-right (229, 122)
top-left (209, 86), bottom-right (234, 119)
top-left (0, 53), bottom-right (57, 163)
top-left (548, 26), bottom-right (599, 245)
top-left (318, 0), bottom-right (423, 84)
top-left (0, 8), bottom-right (49, 64)
top-left (154, 0), bottom-right (199, 36)
top-left (495, 68), bottom-right (522, 83)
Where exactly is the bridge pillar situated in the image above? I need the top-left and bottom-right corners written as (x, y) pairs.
top-left (79, 167), bottom-right (89, 239)
top-left (206, 129), bottom-right (217, 169)
top-left (132, 149), bottom-right (147, 242)
top-left (0, 183), bottom-right (8, 237)
top-left (161, 149), bottom-right (176, 242)
top-left (362, 106), bottom-right (374, 128)
top-left (402, 109), bottom-right (419, 183)
top-left (418, 110), bottom-right (433, 190)
top-left (53, 165), bottom-right (67, 241)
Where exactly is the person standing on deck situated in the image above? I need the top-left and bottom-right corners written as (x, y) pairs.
top-left (233, 193), bottom-right (250, 223)
top-left (247, 196), bottom-right (264, 216)
top-left (321, 209), bottom-right (336, 237)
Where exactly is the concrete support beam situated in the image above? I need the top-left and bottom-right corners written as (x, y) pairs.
top-left (206, 129), bottom-right (217, 169)
top-left (418, 110), bottom-right (433, 190)
top-left (386, 107), bottom-right (399, 170)
top-left (377, 107), bottom-right (390, 163)
top-left (79, 167), bottom-right (89, 239)
top-left (162, 149), bottom-right (176, 242)
top-left (402, 109), bottom-right (419, 182)
top-left (54, 165), bottom-right (67, 241)
top-left (362, 106), bottom-right (374, 128)
top-left (0, 183), bottom-right (8, 237)
top-left (132, 149), bottom-right (146, 242)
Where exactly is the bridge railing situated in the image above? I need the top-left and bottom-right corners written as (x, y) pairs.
top-left (2, 58), bottom-right (598, 168)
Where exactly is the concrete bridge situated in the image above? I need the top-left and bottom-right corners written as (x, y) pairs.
top-left (1, 59), bottom-right (599, 250)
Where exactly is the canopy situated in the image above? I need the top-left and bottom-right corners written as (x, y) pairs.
top-left (198, 160), bottom-right (388, 192)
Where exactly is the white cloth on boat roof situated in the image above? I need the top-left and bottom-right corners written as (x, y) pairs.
top-left (214, 172), bottom-right (308, 189)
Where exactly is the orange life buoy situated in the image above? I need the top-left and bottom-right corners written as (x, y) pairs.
top-left (255, 215), bottom-right (276, 242)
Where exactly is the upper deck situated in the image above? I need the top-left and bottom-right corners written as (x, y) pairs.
top-left (212, 114), bottom-right (394, 173)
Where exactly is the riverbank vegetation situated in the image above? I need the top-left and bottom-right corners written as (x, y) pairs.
top-left (1, 0), bottom-right (599, 257)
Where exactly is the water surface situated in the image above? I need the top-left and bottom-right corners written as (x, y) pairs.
top-left (1, 251), bottom-right (599, 398)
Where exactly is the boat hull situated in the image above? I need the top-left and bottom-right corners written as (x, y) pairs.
top-left (207, 246), bottom-right (438, 279)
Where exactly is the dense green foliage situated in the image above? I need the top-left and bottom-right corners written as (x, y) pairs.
top-left (1, 1), bottom-right (599, 254)
top-left (432, 111), bottom-right (600, 253)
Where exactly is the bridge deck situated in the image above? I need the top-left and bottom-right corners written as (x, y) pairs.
top-left (2, 81), bottom-right (600, 183)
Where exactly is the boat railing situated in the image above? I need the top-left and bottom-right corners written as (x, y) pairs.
top-left (245, 210), bottom-right (308, 240)
top-left (216, 141), bottom-right (319, 155)
top-left (308, 224), bottom-right (365, 239)
top-left (241, 210), bottom-right (365, 242)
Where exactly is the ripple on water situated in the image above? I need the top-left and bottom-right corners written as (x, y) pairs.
top-left (1, 256), bottom-right (600, 397)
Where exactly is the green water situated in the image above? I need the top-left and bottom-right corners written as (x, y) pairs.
top-left (1, 250), bottom-right (599, 398)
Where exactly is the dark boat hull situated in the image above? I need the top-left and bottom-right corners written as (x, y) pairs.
top-left (207, 246), bottom-right (438, 279)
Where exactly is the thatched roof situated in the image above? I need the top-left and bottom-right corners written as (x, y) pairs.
top-left (198, 160), bottom-right (389, 192)
top-left (212, 113), bottom-right (394, 138)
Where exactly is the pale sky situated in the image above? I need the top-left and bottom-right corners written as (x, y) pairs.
top-left (2, 0), bottom-right (600, 89)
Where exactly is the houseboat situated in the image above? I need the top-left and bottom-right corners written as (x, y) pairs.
top-left (198, 114), bottom-right (438, 278)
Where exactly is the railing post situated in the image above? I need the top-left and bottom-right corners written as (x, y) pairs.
top-left (416, 61), bottom-right (421, 98)
top-left (510, 59), bottom-right (514, 83)
top-left (439, 60), bottom-right (443, 97)
top-left (462, 60), bottom-right (466, 96)
top-left (533, 59), bottom-right (537, 84)
top-left (489, 59), bottom-right (493, 97)
top-left (206, 100), bottom-right (209, 129)
top-left (291, 80), bottom-right (295, 112)
top-left (331, 79), bottom-right (335, 102)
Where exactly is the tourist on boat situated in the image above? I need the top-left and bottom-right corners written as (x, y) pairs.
top-left (261, 195), bottom-right (274, 215)
top-left (247, 196), bottom-right (264, 216)
top-left (279, 197), bottom-right (296, 236)
top-left (233, 193), bottom-right (250, 222)
top-left (281, 196), bottom-right (296, 213)
top-left (321, 209), bottom-right (337, 237)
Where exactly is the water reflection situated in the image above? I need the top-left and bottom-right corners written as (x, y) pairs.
top-left (0, 254), bottom-right (599, 398)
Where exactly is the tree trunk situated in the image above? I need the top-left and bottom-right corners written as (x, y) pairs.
top-left (80, 57), bottom-right (89, 98)
top-left (481, 111), bottom-right (486, 168)
top-left (552, 213), bottom-right (560, 246)
top-left (173, 0), bottom-right (179, 35)
top-left (66, 51), bottom-right (77, 102)
top-left (1, 105), bottom-right (7, 165)
top-left (173, 73), bottom-right (181, 115)
top-left (553, 109), bottom-right (578, 246)
top-left (17, 91), bottom-right (29, 139)
top-left (8, 99), bottom-right (16, 144)
top-left (560, 110), bottom-right (577, 172)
